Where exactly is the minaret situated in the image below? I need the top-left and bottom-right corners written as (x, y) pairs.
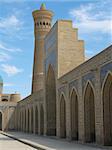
top-left (32, 3), bottom-right (53, 93)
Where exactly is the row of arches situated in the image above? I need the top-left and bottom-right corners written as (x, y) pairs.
top-left (59, 73), bottom-right (112, 145)
top-left (17, 104), bottom-right (44, 135)
top-left (60, 90), bottom-right (79, 140)
top-left (45, 64), bottom-right (112, 145)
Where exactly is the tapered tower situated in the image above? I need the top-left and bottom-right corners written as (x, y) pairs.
top-left (32, 4), bottom-right (53, 93)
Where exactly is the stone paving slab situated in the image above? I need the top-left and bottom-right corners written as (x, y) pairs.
top-left (2, 131), bottom-right (112, 150)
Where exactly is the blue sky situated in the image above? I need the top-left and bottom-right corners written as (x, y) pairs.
top-left (0, 0), bottom-right (111, 98)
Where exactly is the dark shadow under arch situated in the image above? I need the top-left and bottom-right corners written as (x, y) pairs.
top-left (0, 112), bottom-right (2, 130)
top-left (70, 89), bottom-right (78, 140)
top-left (60, 94), bottom-right (66, 138)
top-left (103, 73), bottom-right (112, 145)
top-left (25, 109), bottom-right (27, 132)
top-left (28, 109), bottom-right (30, 133)
top-left (35, 106), bottom-right (38, 134)
top-left (40, 105), bottom-right (44, 135)
top-left (31, 107), bottom-right (34, 133)
top-left (84, 82), bottom-right (95, 142)
top-left (46, 65), bottom-right (56, 136)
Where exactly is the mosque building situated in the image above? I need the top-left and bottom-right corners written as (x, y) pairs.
top-left (0, 4), bottom-right (112, 146)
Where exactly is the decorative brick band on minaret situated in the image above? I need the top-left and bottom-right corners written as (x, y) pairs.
top-left (32, 4), bottom-right (53, 93)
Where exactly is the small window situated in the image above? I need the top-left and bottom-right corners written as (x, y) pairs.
top-left (40, 22), bottom-right (42, 25)
top-left (46, 22), bottom-right (48, 25)
top-left (43, 22), bottom-right (45, 25)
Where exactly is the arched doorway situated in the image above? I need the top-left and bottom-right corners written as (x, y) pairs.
top-left (46, 65), bottom-right (56, 135)
top-left (35, 106), bottom-right (38, 134)
top-left (0, 112), bottom-right (2, 130)
top-left (60, 94), bottom-right (66, 138)
top-left (84, 82), bottom-right (95, 142)
top-left (103, 73), bottom-right (112, 145)
top-left (40, 105), bottom-right (44, 135)
top-left (70, 89), bottom-right (78, 140)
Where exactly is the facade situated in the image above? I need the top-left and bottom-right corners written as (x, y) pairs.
top-left (0, 76), bottom-right (21, 131)
top-left (0, 4), bottom-right (112, 146)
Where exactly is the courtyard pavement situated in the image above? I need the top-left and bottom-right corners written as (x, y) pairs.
top-left (0, 133), bottom-right (36, 150)
top-left (1, 131), bottom-right (112, 150)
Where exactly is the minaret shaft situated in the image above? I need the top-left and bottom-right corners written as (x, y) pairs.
top-left (32, 4), bottom-right (53, 93)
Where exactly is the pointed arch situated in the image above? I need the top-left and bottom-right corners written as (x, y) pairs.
top-left (35, 106), bottom-right (38, 134)
top-left (60, 94), bottom-right (66, 138)
top-left (46, 64), bottom-right (56, 135)
top-left (0, 111), bottom-right (2, 130)
top-left (84, 81), bottom-right (96, 142)
top-left (70, 88), bottom-right (78, 140)
top-left (40, 104), bottom-right (44, 135)
top-left (102, 72), bottom-right (112, 145)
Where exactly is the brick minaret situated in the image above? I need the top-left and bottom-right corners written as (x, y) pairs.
top-left (32, 4), bottom-right (53, 93)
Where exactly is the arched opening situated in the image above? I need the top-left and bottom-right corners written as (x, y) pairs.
top-left (28, 109), bottom-right (30, 133)
top-left (46, 65), bottom-right (56, 135)
top-left (60, 94), bottom-right (66, 138)
top-left (103, 73), bottom-right (112, 145)
top-left (35, 106), bottom-right (38, 134)
top-left (0, 112), bottom-right (2, 130)
top-left (40, 105), bottom-right (44, 135)
top-left (37, 22), bottom-right (39, 26)
top-left (70, 89), bottom-right (78, 140)
top-left (84, 82), bottom-right (95, 142)
top-left (31, 107), bottom-right (34, 133)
